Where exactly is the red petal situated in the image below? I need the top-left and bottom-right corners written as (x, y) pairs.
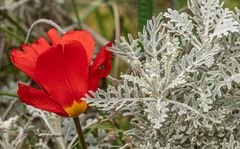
top-left (61, 30), bottom-right (95, 64)
top-left (30, 37), bottom-right (50, 54)
top-left (47, 28), bottom-right (94, 64)
top-left (36, 40), bottom-right (89, 107)
top-left (10, 39), bottom-right (50, 82)
top-left (18, 83), bottom-right (68, 116)
top-left (35, 37), bottom-right (50, 47)
top-left (89, 42), bottom-right (112, 91)
top-left (11, 48), bottom-right (36, 80)
top-left (47, 28), bottom-right (60, 44)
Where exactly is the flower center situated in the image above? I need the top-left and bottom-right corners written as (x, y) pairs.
top-left (64, 100), bottom-right (87, 117)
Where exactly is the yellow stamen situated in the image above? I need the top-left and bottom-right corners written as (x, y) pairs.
top-left (64, 100), bottom-right (87, 117)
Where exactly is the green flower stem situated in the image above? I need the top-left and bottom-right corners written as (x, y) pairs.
top-left (73, 117), bottom-right (87, 149)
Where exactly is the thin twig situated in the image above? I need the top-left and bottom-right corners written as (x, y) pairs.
top-left (67, 135), bottom-right (78, 149)
top-left (106, 75), bottom-right (120, 85)
top-left (119, 143), bottom-right (130, 149)
top-left (82, 23), bottom-right (108, 45)
top-left (2, 98), bottom-right (18, 120)
top-left (25, 19), bottom-right (66, 43)
top-left (39, 112), bottom-right (65, 149)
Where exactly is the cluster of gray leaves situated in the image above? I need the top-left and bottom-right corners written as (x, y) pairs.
top-left (85, 0), bottom-right (240, 148)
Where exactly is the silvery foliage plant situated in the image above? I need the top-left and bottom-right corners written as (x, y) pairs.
top-left (85, 0), bottom-right (240, 148)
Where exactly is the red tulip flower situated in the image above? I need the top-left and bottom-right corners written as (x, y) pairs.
top-left (10, 28), bottom-right (112, 117)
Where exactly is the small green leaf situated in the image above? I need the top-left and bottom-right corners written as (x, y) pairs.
top-left (0, 91), bottom-right (18, 98)
top-left (0, 25), bottom-right (25, 42)
top-left (0, 11), bottom-right (26, 36)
